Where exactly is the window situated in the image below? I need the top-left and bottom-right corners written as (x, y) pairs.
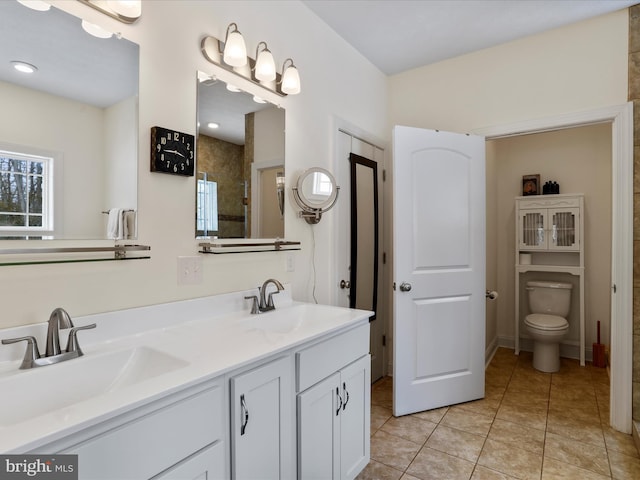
top-left (313, 171), bottom-right (333, 196)
top-left (197, 178), bottom-right (218, 235)
top-left (0, 149), bottom-right (53, 234)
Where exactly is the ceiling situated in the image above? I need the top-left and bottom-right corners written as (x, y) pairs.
top-left (303, 0), bottom-right (638, 75)
top-left (0, 1), bottom-right (138, 109)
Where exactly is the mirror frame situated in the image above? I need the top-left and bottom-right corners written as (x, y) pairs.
top-left (292, 167), bottom-right (340, 224)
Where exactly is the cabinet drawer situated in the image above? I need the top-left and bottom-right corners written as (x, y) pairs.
top-left (63, 384), bottom-right (224, 479)
top-left (296, 323), bottom-right (369, 392)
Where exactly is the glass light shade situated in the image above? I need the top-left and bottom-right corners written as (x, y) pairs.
top-left (255, 49), bottom-right (276, 82)
top-left (281, 65), bottom-right (301, 95)
top-left (17, 0), bottom-right (51, 11)
top-left (81, 20), bottom-right (113, 39)
top-left (223, 31), bottom-right (247, 67)
top-left (107, 0), bottom-right (142, 19)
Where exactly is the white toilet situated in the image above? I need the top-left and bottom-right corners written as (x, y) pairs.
top-left (524, 280), bottom-right (572, 373)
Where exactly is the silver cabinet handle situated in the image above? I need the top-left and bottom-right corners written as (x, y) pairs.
top-left (340, 279), bottom-right (351, 289)
top-left (335, 387), bottom-right (343, 416)
top-left (240, 394), bottom-right (249, 435)
top-left (342, 382), bottom-right (350, 411)
top-left (399, 282), bottom-right (412, 292)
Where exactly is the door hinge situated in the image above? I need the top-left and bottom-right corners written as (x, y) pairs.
top-left (383, 169), bottom-right (386, 182)
top-left (382, 335), bottom-right (386, 347)
top-left (393, 282), bottom-right (396, 291)
top-left (383, 252), bottom-right (386, 264)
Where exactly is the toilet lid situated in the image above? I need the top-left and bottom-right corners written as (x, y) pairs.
top-left (525, 314), bottom-right (568, 331)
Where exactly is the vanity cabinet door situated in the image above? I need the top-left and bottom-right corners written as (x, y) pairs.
top-left (297, 355), bottom-right (370, 480)
top-left (340, 355), bottom-right (371, 480)
top-left (297, 372), bottom-right (341, 479)
top-left (230, 356), bottom-right (293, 480)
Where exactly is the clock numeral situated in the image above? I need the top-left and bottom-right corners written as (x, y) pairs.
top-left (190, 151), bottom-right (194, 159)
top-left (181, 164), bottom-right (185, 171)
top-left (161, 153), bottom-right (164, 161)
top-left (186, 159), bottom-right (190, 166)
top-left (156, 144), bottom-right (161, 152)
top-left (173, 132), bottom-right (179, 141)
top-left (161, 137), bottom-right (167, 145)
top-left (173, 164), bottom-right (178, 172)
top-left (186, 142), bottom-right (191, 149)
top-left (166, 161), bottom-right (170, 168)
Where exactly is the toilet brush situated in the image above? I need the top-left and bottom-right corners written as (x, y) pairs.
top-left (592, 320), bottom-right (606, 368)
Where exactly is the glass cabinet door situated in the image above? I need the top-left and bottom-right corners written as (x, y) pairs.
top-left (519, 209), bottom-right (547, 249)
top-left (549, 207), bottom-right (579, 250)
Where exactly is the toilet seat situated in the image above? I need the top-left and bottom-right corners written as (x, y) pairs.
top-left (525, 313), bottom-right (568, 331)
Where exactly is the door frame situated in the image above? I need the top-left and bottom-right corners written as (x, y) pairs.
top-left (474, 102), bottom-right (633, 434)
top-left (331, 116), bottom-right (390, 377)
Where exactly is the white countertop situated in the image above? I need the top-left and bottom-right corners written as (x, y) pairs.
top-left (0, 287), bottom-right (372, 453)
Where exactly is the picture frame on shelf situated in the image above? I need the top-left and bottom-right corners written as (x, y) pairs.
top-left (522, 174), bottom-right (540, 196)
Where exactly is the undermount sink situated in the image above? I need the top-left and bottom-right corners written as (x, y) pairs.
top-left (240, 304), bottom-right (313, 334)
top-left (0, 346), bottom-right (188, 427)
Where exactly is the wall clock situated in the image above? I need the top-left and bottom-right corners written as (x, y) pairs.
top-left (150, 126), bottom-right (195, 176)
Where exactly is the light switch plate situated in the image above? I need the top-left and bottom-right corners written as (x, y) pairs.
top-left (178, 256), bottom-right (203, 285)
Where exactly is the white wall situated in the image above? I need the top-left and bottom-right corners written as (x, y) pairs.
top-left (0, 1), bottom-right (387, 329)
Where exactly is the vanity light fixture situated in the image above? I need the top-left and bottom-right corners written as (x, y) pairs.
top-left (201, 26), bottom-right (301, 97)
top-left (223, 23), bottom-right (248, 67)
top-left (77, 0), bottom-right (142, 24)
top-left (11, 61), bottom-right (38, 74)
top-left (280, 59), bottom-right (301, 95)
top-left (81, 19), bottom-right (113, 38)
top-left (254, 42), bottom-right (276, 82)
top-left (16, 0), bottom-right (51, 11)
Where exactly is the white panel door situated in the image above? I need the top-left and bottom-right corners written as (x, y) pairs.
top-left (392, 126), bottom-right (485, 416)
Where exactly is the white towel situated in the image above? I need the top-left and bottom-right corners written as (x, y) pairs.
top-left (107, 208), bottom-right (124, 240)
top-left (123, 210), bottom-right (136, 239)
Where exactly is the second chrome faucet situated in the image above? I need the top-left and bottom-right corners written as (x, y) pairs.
top-left (245, 278), bottom-right (284, 314)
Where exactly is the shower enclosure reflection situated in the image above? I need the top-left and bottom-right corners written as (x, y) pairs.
top-left (196, 73), bottom-right (285, 239)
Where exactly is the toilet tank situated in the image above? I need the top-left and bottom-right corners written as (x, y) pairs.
top-left (526, 281), bottom-right (572, 317)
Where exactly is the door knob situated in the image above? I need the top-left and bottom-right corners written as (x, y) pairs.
top-left (399, 282), bottom-right (412, 292)
top-left (340, 279), bottom-right (351, 289)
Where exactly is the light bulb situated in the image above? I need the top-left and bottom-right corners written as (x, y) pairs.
top-left (254, 42), bottom-right (276, 82)
top-left (281, 62), bottom-right (300, 95)
top-left (107, 0), bottom-right (141, 19)
top-left (16, 0), bottom-right (50, 11)
top-left (223, 24), bottom-right (247, 67)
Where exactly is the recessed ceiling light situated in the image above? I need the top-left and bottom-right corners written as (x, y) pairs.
top-left (207, 122), bottom-right (220, 129)
top-left (16, 0), bottom-right (51, 12)
top-left (11, 61), bottom-right (38, 74)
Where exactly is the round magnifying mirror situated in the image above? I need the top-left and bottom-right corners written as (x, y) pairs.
top-left (296, 167), bottom-right (338, 210)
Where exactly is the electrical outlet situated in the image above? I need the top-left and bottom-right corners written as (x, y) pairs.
top-left (285, 253), bottom-right (295, 272)
top-left (178, 256), bottom-right (203, 285)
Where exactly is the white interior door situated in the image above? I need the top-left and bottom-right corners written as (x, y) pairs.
top-left (392, 126), bottom-right (485, 416)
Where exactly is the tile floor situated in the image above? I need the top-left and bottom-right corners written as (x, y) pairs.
top-left (357, 348), bottom-right (640, 480)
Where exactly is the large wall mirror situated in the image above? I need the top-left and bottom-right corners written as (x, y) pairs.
top-left (0, 1), bottom-right (139, 240)
top-left (196, 71), bottom-right (285, 239)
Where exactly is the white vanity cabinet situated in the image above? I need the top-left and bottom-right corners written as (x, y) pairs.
top-left (296, 324), bottom-right (371, 479)
top-left (39, 379), bottom-right (229, 480)
top-left (229, 355), bottom-right (294, 480)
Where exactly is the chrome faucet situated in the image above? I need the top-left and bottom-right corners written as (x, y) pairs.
top-left (45, 307), bottom-right (74, 357)
top-left (1, 307), bottom-right (96, 369)
top-left (258, 278), bottom-right (284, 312)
